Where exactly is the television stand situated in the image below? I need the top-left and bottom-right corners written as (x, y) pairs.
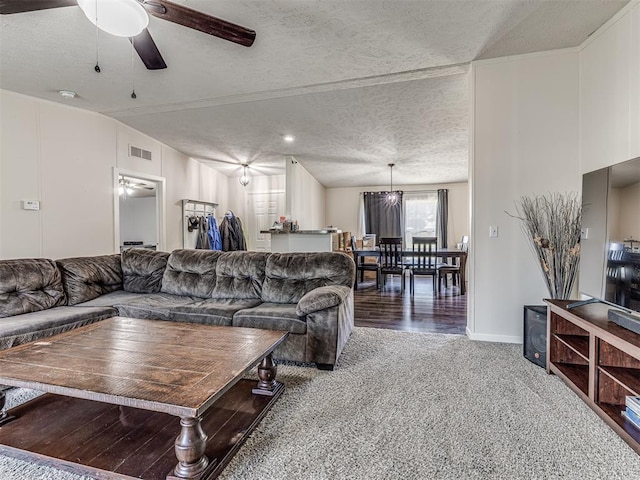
top-left (545, 299), bottom-right (640, 454)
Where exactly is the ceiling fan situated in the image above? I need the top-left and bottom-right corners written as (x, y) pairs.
top-left (119, 176), bottom-right (155, 196)
top-left (0, 0), bottom-right (256, 70)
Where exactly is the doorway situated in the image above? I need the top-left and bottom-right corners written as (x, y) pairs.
top-left (113, 168), bottom-right (166, 253)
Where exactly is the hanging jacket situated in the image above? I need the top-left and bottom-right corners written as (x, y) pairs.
top-left (219, 212), bottom-right (247, 251)
top-left (195, 216), bottom-right (211, 249)
top-left (207, 216), bottom-right (222, 251)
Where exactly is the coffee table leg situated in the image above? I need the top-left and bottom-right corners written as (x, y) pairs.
top-left (171, 416), bottom-right (212, 479)
top-left (0, 389), bottom-right (16, 426)
top-left (252, 353), bottom-right (281, 397)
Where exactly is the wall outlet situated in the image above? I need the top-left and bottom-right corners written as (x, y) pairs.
top-left (21, 200), bottom-right (40, 211)
top-left (489, 225), bottom-right (498, 238)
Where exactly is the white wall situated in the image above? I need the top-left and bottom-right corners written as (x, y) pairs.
top-left (0, 90), bottom-right (231, 259)
top-left (285, 156), bottom-right (326, 229)
top-left (580, 2), bottom-right (640, 173)
top-left (119, 196), bottom-right (157, 246)
top-left (576, 1), bottom-right (640, 299)
top-left (0, 93), bottom-right (117, 259)
top-left (470, 49), bottom-right (581, 342)
top-left (325, 182), bottom-right (468, 247)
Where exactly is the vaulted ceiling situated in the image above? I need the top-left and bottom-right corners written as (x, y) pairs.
top-left (0, 0), bottom-right (629, 187)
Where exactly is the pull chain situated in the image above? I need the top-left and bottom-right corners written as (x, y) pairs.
top-left (131, 37), bottom-right (137, 99)
top-left (94, 0), bottom-right (100, 72)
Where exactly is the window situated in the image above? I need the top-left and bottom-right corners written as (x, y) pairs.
top-left (404, 191), bottom-right (437, 246)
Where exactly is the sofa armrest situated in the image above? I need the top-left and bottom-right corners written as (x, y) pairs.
top-left (296, 285), bottom-right (351, 316)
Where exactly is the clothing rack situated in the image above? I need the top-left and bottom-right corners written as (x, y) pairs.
top-left (181, 199), bottom-right (218, 249)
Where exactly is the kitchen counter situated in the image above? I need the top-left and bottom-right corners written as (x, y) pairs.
top-left (260, 230), bottom-right (338, 252)
top-left (259, 229), bottom-right (336, 235)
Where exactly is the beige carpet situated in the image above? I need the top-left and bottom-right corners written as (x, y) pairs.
top-left (2, 327), bottom-right (640, 479)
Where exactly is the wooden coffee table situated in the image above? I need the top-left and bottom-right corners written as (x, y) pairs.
top-left (0, 317), bottom-right (288, 479)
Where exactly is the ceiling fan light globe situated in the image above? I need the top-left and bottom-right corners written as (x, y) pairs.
top-left (78, 0), bottom-right (149, 38)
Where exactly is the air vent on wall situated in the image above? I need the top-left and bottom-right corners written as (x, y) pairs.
top-left (129, 145), bottom-right (152, 161)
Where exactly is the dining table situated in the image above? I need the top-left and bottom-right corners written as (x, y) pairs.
top-left (351, 247), bottom-right (468, 295)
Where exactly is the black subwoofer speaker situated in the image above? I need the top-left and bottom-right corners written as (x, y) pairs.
top-left (523, 305), bottom-right (547, 368)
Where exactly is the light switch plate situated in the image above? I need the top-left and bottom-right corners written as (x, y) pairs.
top-left (581, 228), bottom-right (589, 240)
top-left (489, 225), bottom-right (498, 238)
top-left (21, 200), bottom-right (40, 211)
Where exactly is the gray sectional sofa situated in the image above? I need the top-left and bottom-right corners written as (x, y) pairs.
top-left (0, 248), bottom-right (355, 370)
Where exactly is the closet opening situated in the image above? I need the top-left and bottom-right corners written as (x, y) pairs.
top-left (113, 168), bottom-right (166, 253)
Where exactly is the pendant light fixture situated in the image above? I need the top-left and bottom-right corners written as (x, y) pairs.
top-left (386, 163), bottom-right (399, 205)
top-left (239, 164), bottom-right (250, 187)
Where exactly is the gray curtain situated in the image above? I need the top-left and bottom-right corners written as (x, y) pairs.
top-left (436, 189), bottom-right (448, 248)
top-left (364, 191), bottom-right (403, 242)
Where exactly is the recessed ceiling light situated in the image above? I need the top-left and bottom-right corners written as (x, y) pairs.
top-left (283, 134), bottom-right (295, 143)
top-left (59, 90), bottom-right (77, 99)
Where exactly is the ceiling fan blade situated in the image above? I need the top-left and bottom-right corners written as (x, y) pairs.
top-left (130, 28), bottom-right (167, 70)
top-left (0, 0), bottom-right (76, 14)
top-left (140, 0), bottom-right (256, 47)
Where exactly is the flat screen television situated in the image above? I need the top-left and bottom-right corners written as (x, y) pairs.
top-left (579, 156), bottom-right (640, 315)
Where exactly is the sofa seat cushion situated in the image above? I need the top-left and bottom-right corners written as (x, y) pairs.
top-left (161, 250), bottom-right (222, 298)
top-left (0, 258), bottom-right (66, 317)
top-left (262, 252), bottom-right (355, 303)
top-left (232, 303), bottom-right (306, 334)
top-left (0, 306), bottom-right (115, 350)
top-left (211, 252), bottom-right (268, 300)
top-left (115, 293), bottom-right (200, 320)
top-left (56, 254), bottom-right (122, 305)
top-left (121, 248), bottom-right (170, 293)
top-left (170, 298), bottom-right (262, 326)
top-left (74, 290), bottom-right (147, 308)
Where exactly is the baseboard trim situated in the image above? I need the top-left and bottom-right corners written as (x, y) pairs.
top-left (466, 327), bottom-right (522, 344)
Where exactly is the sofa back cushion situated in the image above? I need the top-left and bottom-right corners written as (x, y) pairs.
top-left (161, 249), bottom-right (222, 298)
top-left (262, 252), bottom-right (355, 304)
top-left (0, 258), bottom-right (67, 317)
top-left (211, 252), bottom-right (268, 299)
top-left (56, 254), bottom-right (123, 306)
top-left (121, 248), bottom-right (170, 293)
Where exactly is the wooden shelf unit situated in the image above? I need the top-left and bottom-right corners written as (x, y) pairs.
top-left (546, 299), bottom-right (640, 454)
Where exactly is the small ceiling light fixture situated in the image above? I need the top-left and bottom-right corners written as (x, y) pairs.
top-left (59, 90), bottom-right (77, 99)
top-left (118, 177), bottom-right (135, 197)
top-left (239, 164), bottom-right (250, 187)
top-left (78, 0), bottom-right (149, 38)
top-left (386, 163), bottom-right (399, 206)
top-left (283, 134), bottom-right (295, 143)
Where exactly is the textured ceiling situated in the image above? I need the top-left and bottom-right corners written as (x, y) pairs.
top-left (0, 0), bottom-right (629, 187)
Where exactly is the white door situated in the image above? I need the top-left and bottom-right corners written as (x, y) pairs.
top-left (247, 192), bottom-right (284, 251)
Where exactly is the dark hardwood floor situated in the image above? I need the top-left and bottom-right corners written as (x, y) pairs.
top-left (354, 273), bottom-right (467, 334)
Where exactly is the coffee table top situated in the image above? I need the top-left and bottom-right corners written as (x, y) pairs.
top-left (0, 317), bottom-right (288, 417)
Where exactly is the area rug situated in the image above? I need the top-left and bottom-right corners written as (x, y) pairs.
top-left (1, 327), bottom-right (639, 479)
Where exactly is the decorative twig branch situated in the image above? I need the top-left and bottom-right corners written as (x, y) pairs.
top-left (506, 192), bottom-right (582, 300)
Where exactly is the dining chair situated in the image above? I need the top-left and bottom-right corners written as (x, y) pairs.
top-left (408, 236), bottom-right (439, 295)
top-left (438, 235), bottom-right (469, 291)
top-left (351, 236), bottom-right (379, 290)
top-left (378, 237), bottom-right (405, 291)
